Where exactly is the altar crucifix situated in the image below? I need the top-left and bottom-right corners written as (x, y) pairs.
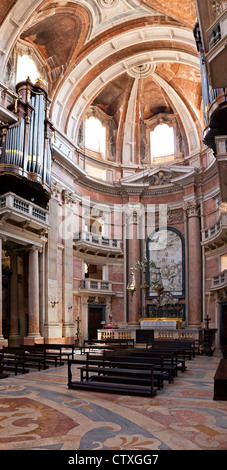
top-left (75, 316), bottom-right (81, 347)
top-left (204, 314), bottom-right (211, 330)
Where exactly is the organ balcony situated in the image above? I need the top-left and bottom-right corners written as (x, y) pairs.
top-left (0, 192), bottom-right (49, 234)
top-left (201, 211), bottom-right (227, 250)
top-left (0, 78), bottom-right (54, 208)
top-left (74, 231), bottom-right (123, 258)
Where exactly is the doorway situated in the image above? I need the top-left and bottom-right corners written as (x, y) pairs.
top-left (88, 304), bottom-right (105, 340)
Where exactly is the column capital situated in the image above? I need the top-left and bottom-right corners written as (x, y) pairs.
top-left (0, 234), bottom-right (7, 243)
top-left (29, 245), bottom-right (43, 254)
top-left (183, 199), bottom-right (200, 218)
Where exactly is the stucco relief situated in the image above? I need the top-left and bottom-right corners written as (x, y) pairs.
top-left (97, 0), bottom-right (119, 7)
top-left (209, 1), bottom-right (227, 20)
top-left (148, 229), bottom-right (183, 297)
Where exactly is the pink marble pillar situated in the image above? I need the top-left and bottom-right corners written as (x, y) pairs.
top-left (25, 247), bottom-right (42, 343)
top-left (127, 212), bottom-right (141, 326)
top-left (187, 201), bottom-right (202, 327)
top-left (9, 252), bottom-right (20, 344)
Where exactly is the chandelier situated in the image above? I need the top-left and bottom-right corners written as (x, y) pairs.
top-left (126, 257), bottom-right (152, 297)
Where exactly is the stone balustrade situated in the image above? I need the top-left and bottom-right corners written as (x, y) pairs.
top-left (80, 278), bottom-right (113, 292)
top-left (0, 192), bottom-right (49, 230)
top-left (74, 231), bottom-right (122, 252)
top-left (202, 211), bottom-right (227, 246)
top-left (211, 269), bottom-right (227, 290)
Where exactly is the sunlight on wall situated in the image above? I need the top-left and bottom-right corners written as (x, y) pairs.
top-left (85, 116), bottom-right (106, 158)
top-left (221, 254), bottom-right (227, 271)
top-left (150, 123), bottom-right (174, 159)
top-left (17, 54), bottom-right (39, 84)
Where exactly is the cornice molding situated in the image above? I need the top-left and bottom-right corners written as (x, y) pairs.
top-left (52, 145), bottom-right (220, 199)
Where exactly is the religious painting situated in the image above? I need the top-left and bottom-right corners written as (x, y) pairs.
top-left (146, 227), bottom-right (185, 298)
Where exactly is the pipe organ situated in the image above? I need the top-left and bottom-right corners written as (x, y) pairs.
top-left (0, 78), bottom-right (54, 207)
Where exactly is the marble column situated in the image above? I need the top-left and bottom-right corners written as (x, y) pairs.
top-left (127, 210), bottom-right (141, 327)
top-left (186, 200), bottom-right (202, 327)
top-left (25, 247), bottom-right (42, 344)
top-left (9, 252), bottom-right (20, 345)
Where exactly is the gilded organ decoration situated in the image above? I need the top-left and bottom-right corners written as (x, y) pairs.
top-left (147, 228), bottom-right (184, 298)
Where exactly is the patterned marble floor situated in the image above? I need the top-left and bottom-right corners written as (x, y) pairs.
top-left (0, 350), bottom-right (226, 451)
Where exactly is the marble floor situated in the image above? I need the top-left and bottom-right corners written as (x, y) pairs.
top-left (0, 350), bottom-right (226, 452)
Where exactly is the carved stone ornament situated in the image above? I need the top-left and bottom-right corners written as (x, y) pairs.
top-left (167, 209), bottom-right (183, 223)
top-left (147, 170), bottom-right (172, 186)
top-left (184, 200), bottom-right (200, 218)
top-left (51, 181), bottom-right (63, 201)
top-left (97, 0), bottom-right (119, 8)
top-left (62, 189), bottom-right (75, 206)
top-left (209, 1), bottom-right (227, 20)
top-left (127, 63), bottom-right (156, 79)
top-left (148, 229), bottom-right (183, 297)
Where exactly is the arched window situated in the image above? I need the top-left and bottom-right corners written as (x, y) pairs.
top-left (150, 123), bottom-right (174, 159)
top-left (16, 54), bottom-right (40, 84)
top-left (85, 116), bottom-right (106, 158)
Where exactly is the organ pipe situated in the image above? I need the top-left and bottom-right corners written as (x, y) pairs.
top-left (0, 78), bottom-right (54, 202)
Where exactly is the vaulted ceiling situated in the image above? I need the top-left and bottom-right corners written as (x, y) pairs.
top-left (0, 0), bottom-right (203, 164)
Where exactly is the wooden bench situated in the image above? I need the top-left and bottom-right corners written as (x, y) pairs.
top-left (2, 347), bottom-right (46, 371)
top-left (86, 353), bottom-right (167, 389)
top-left (137, 345), bottom-right (187, 371)
top-left (103, 350), bottom-right (176, 383)
top-left (81, 338), bottom-right (134, 355)
top-left (20, 345), bottom-right (61, 368)
top-left (68, 358), bottom-right (158, 397)
top-left (213, 359), bottom-right (227, 400)
top-left (151, 340), bottom-right (195, 359)
top-left (0, 349), bottom-right (29, 375)
top-left (34, 343), bottom-right (75, 364)
top-left (149, 348), bottom-right (187, 373)
top-left (104, 347), bottom-right (184, 378)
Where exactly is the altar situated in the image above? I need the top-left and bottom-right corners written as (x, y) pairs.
top-left (139, 317), bottom-right (182, 330)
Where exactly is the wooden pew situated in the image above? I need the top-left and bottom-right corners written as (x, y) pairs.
top-left (34, 343), bottom-right (75, 364)
top-left (67, 357), bottom-right (158, 397)
top-left (20, 345), bottom-right (60, 368)
top-left (103, 350), bottom-right (176, 383)
top-left (151, 340), bottom-right (196, 359)
top-left (81, 338), bottom-right (134, 355)
top-left (104, 347), bottom-right (184, 377)
top-left (0, 348), bottom-right (29, 375)
top-left (2, 346), bottom-right (46, 371)
top-left (213, 359), bottom-right (227, 400)
top-left (87, 353), bottom-right (168, 388)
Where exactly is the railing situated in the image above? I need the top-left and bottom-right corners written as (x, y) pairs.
top-left (80, 278), bottom-right (113, 292)
top-left (74, 231), bottom-right (121, 250)
top-left (212, 270), bottom-right (227, 289)
top-left (202, 212), bottom-right (227, 242)
top-left (0, 192), bottom-right (49, 225)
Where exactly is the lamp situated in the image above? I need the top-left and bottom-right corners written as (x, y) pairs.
top-left (127, 268), bottom-right (136, 297)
